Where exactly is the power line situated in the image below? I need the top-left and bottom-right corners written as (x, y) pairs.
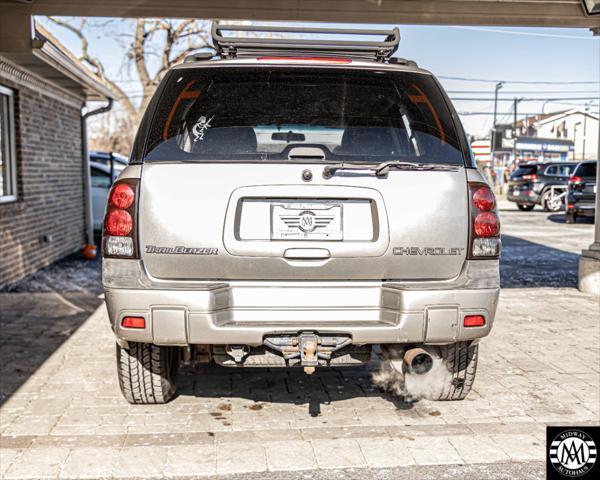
top-left (450, 26), bottom-right (598, 40)
top-left (458, 111), bottom-right (599, 116)
top-left (446, 90), bottom-right (599, 95)
top-left (440, 76), bottom-right (599, 85)
top-left (450, 97), bottom-right (598, 102)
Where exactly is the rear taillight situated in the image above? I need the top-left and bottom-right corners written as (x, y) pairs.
top-left (522, 174), bottom-right (537, 181)
top-left (469, 183), bottom-right (500, 259)
top-left (105, 209), bottom-right (132, 236)
top-left (109, 183), bottom-right (135, 209)
top-left (568, 175), bottom-right (583, 189)
top-left (102, 179), bottom-right (139, 258)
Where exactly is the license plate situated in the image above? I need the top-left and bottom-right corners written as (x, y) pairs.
top-left (271, 202), bottom-right (343, 240)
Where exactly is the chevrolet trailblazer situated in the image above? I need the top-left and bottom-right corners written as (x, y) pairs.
top-left (102, 23), bottom-right (500, 404)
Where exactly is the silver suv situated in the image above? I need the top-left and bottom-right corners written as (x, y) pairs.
top-left (102, 23), bottom-right (500, 404)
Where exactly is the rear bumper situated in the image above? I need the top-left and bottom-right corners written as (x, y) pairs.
top-left (103, 260), bottom-right (500, 346)
top-left (567, 197), bottom-right (596, 217)
top-left (571, 206), bottom-right (596, 217)
top-left (507, 189), bottom-right (539, 205)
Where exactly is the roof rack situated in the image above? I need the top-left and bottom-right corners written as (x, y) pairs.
top-left (211, 22), bottom-right (400, 62)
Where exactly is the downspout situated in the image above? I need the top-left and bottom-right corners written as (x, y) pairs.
top-left (81, 99), bottom-right (113, 249)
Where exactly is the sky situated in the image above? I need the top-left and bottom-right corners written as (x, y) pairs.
top-left (37, 17), bottom-right (600, 138)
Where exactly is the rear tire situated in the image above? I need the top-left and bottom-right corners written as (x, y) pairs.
top-left (541, 190), bottom-right (563, 212)
top-left (116, 342), bottom-right (179, 404)
top-left (517, 203), bottom-right (534, 211)
top-left (436, 342), bottom-right (479, 401)
top-left (565, 212), bottom-right (577, 224)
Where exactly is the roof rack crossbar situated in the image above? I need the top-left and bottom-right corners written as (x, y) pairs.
top-left (211, 21), bottom-right (400, 62)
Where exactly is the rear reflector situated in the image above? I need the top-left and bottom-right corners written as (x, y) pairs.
top-left (121, 316), bottom-right (145, 329)
top-left (464, 315), bottom-right (485, 327)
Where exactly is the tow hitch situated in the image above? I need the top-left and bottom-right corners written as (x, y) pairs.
top-left (264, 333), bottom-right (352, 374)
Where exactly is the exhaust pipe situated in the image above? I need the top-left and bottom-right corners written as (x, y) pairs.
top-left (403, 348), bottom-right (433, 375)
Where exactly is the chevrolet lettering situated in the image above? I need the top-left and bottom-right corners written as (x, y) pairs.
top-left (393, 247), bottom-right (467, 256)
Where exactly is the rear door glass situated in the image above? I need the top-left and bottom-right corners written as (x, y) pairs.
top-left (91, 167), bottom-right (111, 188)
top-left (512, 165), bottom-right (538, 177)
top-left (144, 67), bottom-right (464, 165)
top-left (575, 163), bottom-right (597, 178)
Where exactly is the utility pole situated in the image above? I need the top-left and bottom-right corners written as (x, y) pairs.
top-left (493, 82), bottom-right (504, 128)
top-left (512, 97), bottom-right (522, 164)
top-left (490, 82), bottom-right (504, 170)
top-left (582, 101), bottom-right (590, 160)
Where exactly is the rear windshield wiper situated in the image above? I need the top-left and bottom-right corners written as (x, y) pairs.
top-left (322, 161), bottom-right (458, 178)
top-left (375, 161), bottom-right (459, 175)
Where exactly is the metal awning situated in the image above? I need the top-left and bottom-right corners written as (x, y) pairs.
top-left (0, 0), bottom-right (598, 28)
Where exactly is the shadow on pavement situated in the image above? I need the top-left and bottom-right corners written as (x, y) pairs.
top-left (500, 234), bottom-right (580, 288)
top-left (546, 213), bottom-right (594, 224)
top-left (177, 362), bottom-right (415, 415)
top-left (0, 253), bottom-right (103, 406)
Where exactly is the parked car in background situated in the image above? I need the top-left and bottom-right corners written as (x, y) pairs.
top-left (91, 159), bottom-right (125, 230)
top-left (90, 151), bottom-right (128, 168)
top-left (507, 162), bottom-right (577, 212)
top-left (566, 160), bottom-right (597, 224)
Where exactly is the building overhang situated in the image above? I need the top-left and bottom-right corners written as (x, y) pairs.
top-left (0, 19), bottom-right (116, 102)
top-left (0, 0), bottom-right (599, 28)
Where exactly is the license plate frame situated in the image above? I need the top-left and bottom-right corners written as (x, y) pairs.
top-left (271, 202), bottom-right (343, 240)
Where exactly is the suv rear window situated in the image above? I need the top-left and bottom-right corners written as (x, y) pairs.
top-left (574, 162), bottom-right (597, 178)
top-left (512, 165), bottom-right (538, 177)
top-left (143, 67), bottom-right (464, 165)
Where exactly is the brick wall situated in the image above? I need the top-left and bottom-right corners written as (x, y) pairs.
top-left (0, 71), bottom-right (86, 287)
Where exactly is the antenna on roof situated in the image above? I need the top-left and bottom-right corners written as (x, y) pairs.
top-left (211, 21), bottom-right (400, 62)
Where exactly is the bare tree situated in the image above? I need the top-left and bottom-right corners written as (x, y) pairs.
top-left (88, 112), bottom-right (137, 153)
top-left (47, 17), bottom-right (214, 131)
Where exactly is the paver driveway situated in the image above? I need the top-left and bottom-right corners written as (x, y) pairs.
top-left (0, 202), bottom-right (598, 479)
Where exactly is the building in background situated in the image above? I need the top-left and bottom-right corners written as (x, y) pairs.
top-left (535, 109), bottom-right (599, 161)
top-left (0, 22), bottom-right (116, 287)
top-left (490, 109), bottom-right (598, 168)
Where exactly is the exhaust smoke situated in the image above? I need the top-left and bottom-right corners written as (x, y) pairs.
top-left (372, 346), bottom-right (452, 401)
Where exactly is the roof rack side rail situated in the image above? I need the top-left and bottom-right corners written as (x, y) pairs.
top-left (211, 21), bottom-right (400, 62)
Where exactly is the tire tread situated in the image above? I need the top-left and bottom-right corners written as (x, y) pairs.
top-left (437, 342), bottom-right (478, 401)
top-left (116, 342), bottom-right (178, 404)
